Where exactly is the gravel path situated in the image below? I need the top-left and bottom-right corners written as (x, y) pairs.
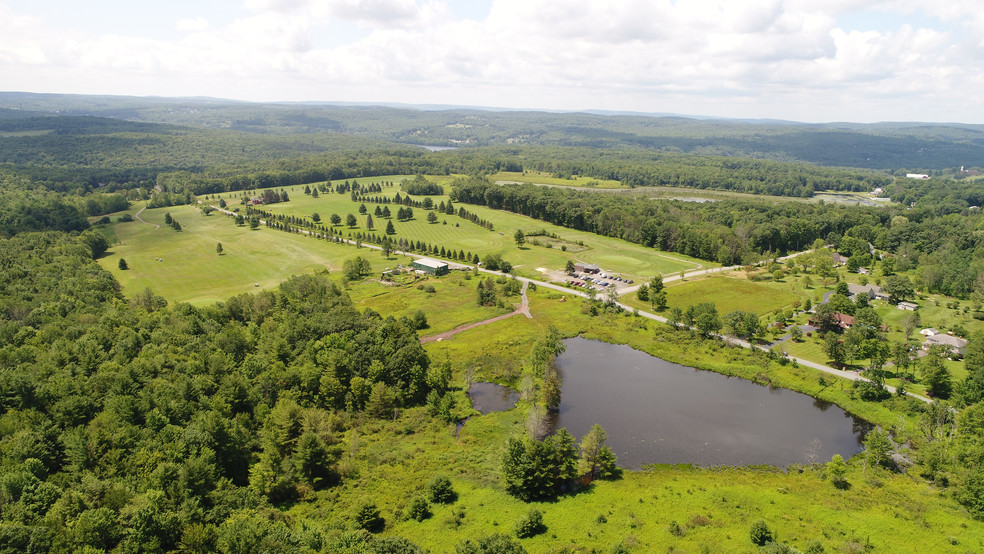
top-left (133, 206), bottom-right (160, 230)
top-left (420, 281), bottom-right (530, 343)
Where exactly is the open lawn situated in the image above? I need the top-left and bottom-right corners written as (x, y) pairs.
top-left (100, 203), bottom-right (401, 304)
top-left (345, 270), bottom-right (516, 336)
top-left (208, 175), bottom-right (707, 283)
top-left (620, 272), bottom-right (808, 316)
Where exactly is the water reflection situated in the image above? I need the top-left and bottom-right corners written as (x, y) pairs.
top-left (469, 382), bottom-right (519, 414)
top-left (549, 337), bottom-right (871, 468)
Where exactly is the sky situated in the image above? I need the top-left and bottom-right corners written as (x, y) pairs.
top-left (2, 0), bottom-right (983, 123)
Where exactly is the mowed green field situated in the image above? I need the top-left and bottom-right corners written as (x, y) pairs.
top-left (208, 175), bottom-right (708, 282)
top-left (100, 203), bottom-right (403, 304)
top-left (621, 273), bottom-right (806, 316)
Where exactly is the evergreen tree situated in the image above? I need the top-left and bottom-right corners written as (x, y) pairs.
top-left (118, 258), bottom-right (128, 270)
top-left (385, 220), bottom-right (396, 235)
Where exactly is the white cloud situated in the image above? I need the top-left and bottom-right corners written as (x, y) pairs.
top-left (1, 0), bottom-right (983, 122)
top-left (176, 17), bottom-right (210, 33)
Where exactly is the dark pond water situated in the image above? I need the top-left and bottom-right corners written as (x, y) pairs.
top-left (469, 382), bottom-right (519, 414)
top-left (549, 337), bottom-right (870, 468)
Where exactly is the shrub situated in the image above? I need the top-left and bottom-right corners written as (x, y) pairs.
top-left (355, 501), bottom-right (384, 533)
top-left (804, 539), bottom-right (826, 553)
top-left (410, 310), bottom-right (429, 330)
top-left (750, 519), bottom-right (773, 546)
top-left (406, 496), bottom-right (431, 522)
top-left (514, 508), bottom-right (546, 539)
top-left (428, 475), bottom-right (457, 504)
top-left (455, 533), bottom-right (526, 554)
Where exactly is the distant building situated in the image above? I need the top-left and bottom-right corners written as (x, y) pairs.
top-left (906, 173), bottom-right (930, 179)
top-left (847, 283), bottom-right (888, 301)
top-left (574, 262), bottom-right (601, 274)
top-left (412, 257), bottom-right (449, 276)
top-left (831, 253), bottom-right (849, 266)
top-left (897, 301), bottom-right (918, 311)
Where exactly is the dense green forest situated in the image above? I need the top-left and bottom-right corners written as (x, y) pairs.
top-left (0, 111), bottom-right (896, 199)
top-left (0, 232), bottom-right (440, 551)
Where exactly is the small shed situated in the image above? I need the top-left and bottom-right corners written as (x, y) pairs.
top-left (897, 301), bottom-right (918, 311)
top-left (412, 257), bottom-right (449, 276)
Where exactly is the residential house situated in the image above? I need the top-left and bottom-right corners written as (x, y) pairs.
top-left (847, 283), bottom-right (889, 301)
top-left (809, 312), bottom-right (855, 330)
top-left (897, 301), bottom-right (918, 311)
top-left (923, 333), bottom-right (968, 356)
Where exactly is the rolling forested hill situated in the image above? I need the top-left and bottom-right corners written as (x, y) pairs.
top-left (2, 92), bottom-right (983, 171)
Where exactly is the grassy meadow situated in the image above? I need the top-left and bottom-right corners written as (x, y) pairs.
top-left (619, 270), bottom-right (811, 317)
top-left (345, 270), bottom-right (516, 337)
top-left (285, 285), bottom-right (983, 552)
top-left (206, 175), bottom-right (707, 282)
top-left (489, 170), bottom-right (627, 188)
top-left (100, 202), bottom-right (403, 304)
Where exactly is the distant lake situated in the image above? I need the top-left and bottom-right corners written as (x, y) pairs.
top-left (548, 337), bottom-right (869, 468)
top-left (410, 144), bottom-right (459, 151)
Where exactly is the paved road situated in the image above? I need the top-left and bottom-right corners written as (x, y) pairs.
top-left (208, 204), bottom-right (931, 404)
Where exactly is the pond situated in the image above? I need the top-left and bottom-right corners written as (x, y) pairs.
top-left (548, 337), bottom-right (870, 468)
top-left (469, 382), bottom-right (519, 414)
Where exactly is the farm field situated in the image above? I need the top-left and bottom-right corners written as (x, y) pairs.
top-left (207, 175), bottom-right (708, 282)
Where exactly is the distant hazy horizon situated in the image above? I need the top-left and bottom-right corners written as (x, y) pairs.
top-left (3, 1), bottom-right (984, 124)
